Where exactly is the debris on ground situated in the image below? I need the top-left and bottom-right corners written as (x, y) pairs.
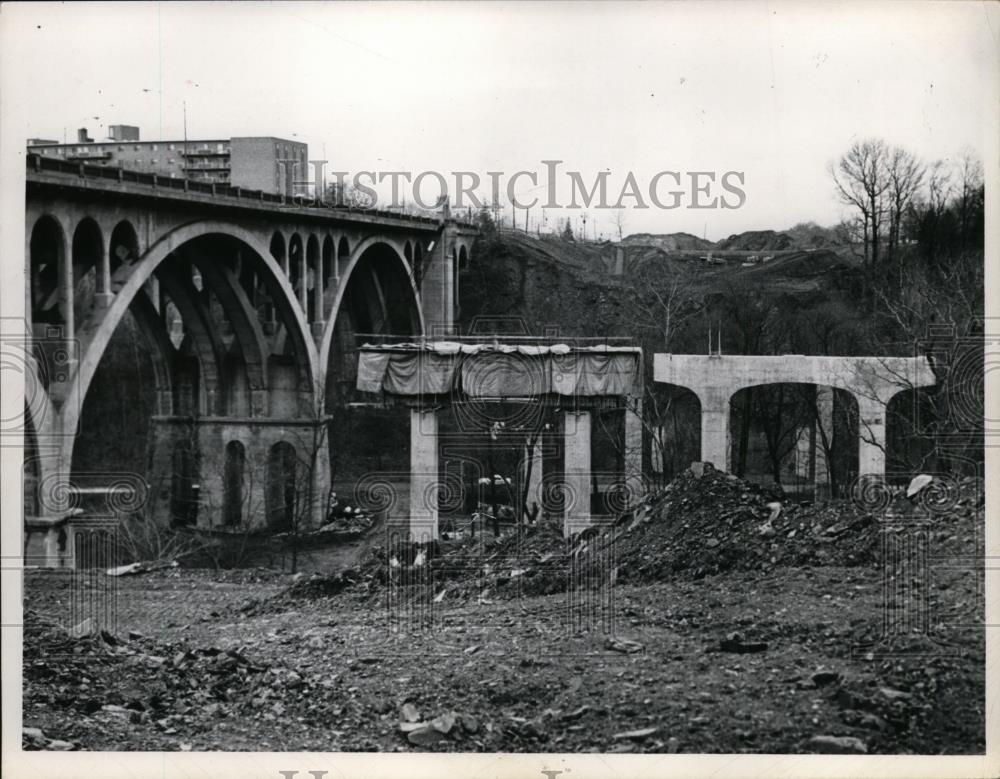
top-left (107, 560), bottom-right (179, 577)
top-left (251, 469), bottom-right (983, 611)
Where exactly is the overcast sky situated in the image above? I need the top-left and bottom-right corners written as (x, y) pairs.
top-left (3, 1), bottom-right (996, 239)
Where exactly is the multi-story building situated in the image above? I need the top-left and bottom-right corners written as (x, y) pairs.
top-left (27, 127), bottom-right (307, 195)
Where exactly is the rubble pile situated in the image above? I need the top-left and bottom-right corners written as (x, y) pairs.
top-left (586, 468), bottom-right (982, 584)
top-left (584, 468), bottom-right (872, 583)
top-left (262, 467), bottom-right (983, 605)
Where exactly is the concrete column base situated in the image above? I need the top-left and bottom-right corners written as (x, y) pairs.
top-left (94, 291), bottom-right (114, 309)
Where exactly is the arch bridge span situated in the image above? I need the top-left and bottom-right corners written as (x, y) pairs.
top-left (23, 155), bottom-right (477, 553)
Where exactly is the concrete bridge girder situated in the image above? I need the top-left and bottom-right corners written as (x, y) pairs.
top-left (653, 354), bottom-right (936, 476)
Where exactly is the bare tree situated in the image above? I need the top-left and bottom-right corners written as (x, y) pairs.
top-left (885, 145), bottom-right (924, 264)
top-left (612, 208), bottom-right (628, 242)
top-left (955, 148), bottom-right (984, 249)
top-left (632, 261), bottom-right (703, 352)
top-left (830, 138), bottom-right (890, 269)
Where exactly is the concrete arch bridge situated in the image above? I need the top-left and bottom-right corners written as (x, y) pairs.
top-left (21, 154), bottom-right (476, 564)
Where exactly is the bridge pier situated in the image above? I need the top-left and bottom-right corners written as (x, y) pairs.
top-left (856, 395), bottom-right (888, 477)
top-left (624, 395), bottom-right (644, 502)
top-left (563, 410), bottom-right (592, 536)
top-left (95, 241), bottom-right (113, 308)
top-left (698, 387), bottom-right (732, 472)
top-left (409, 407), bottom-right (439, 541)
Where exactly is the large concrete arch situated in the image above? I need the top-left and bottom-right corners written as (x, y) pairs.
top-left (316, 236), bottom-right (425, 391)
top-left (60, 220), bottom-right (319, 471)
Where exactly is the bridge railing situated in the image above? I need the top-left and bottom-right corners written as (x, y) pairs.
top-left (26, 153), bottom-right (465, 227)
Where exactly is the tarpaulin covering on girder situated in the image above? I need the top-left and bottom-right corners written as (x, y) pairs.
top-left (356, 342), bottom-right (639, 397)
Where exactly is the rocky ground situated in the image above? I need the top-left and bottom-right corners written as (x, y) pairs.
top-left (21, 472), bottom-right (985, 754)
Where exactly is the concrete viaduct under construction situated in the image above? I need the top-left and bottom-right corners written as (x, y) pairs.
top-left (18, 154), bottom-right (935, 567)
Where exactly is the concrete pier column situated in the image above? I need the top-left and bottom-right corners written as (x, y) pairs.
top-left (409, 407), bottom-right (439, 541)
top-left (298, 257), bottom-right (309, 313)
top-left (623, 397), bottom-right (643, 505)
top-left (312, 267), bottom-right (325, 334)
top-left (856, 395), bottom-right (887, 476)
top-left (698, 387), bottom-right (731, 472)
top-left (563, 410), bottom-right (592, 536)
top-left (59, 244), bottom-right (75, 346)
top-left (418, 224), bottom-right (458, 331)
top-left (95, 242), bottom-right (113, 308)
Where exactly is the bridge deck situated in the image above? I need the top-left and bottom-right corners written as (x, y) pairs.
top-left (27, 153), bottom-right (476, 234)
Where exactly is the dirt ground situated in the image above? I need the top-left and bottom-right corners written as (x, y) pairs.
top-left (22, 555), bottom-right (984, 754)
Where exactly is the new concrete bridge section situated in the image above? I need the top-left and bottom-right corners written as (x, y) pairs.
top-left (356, 339), bottom-right (644, 538)
top-left (653, 353), bottom-right (937, 476)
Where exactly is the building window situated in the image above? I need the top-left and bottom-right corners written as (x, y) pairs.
top-left (168, 143), bottom-right (175, 151)
top-left (151, 144), bottom-right (158, 151)
top-left (151, 159), bottom-right (158, 165)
